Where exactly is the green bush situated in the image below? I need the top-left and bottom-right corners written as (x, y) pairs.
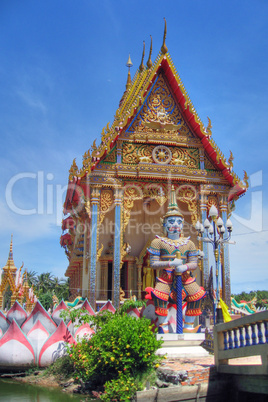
top-left (119, 299), bottom-right (146, 314)
top-left (67, 313), bottom-right (163, 387)
top-left (100, 372), bottom-right (139, 401)
top-left (45, 354), bottom-right (74, 379)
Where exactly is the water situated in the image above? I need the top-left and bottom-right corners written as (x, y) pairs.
top-left (0, 379), bottom-right (93, 401)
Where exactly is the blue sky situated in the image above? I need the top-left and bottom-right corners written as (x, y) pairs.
top-left (0, 0), bottom-right (267, 294)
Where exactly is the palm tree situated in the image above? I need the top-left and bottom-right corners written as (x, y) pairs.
top-left (52, 277), bottom-right (70, 301)
top-left (27, 270), bottom-right (38, 288)
top-left (36, 272), bottom-right (55, 295)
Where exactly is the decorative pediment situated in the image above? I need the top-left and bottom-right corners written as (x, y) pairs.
top-left (122, 143), bottom-right (199, 169)
top-left (126, 72), bottom-right (195, 142)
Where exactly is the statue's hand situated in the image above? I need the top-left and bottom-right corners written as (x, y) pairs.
top-left (175, 264), bottom-right (188, 274)
top-left (169, 258), bottom-right (182, 267)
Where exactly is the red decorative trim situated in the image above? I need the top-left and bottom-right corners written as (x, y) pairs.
top-left (185, 308), bottom-right (202, 316)
top-left (155, 307), bottom-right (168, 316)
top-left (187, 288), bottom-right (206, 302)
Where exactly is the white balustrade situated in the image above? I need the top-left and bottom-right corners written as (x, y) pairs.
top-left (214, 310), bottom-right (268, 375)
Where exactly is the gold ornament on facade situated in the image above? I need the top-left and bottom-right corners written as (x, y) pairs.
top-left (205, 117), bottom-right (212, 138)
top-left (171, 148), bottom-right (199, 168)
top-left (103, 147), bottom-right (116, 163)
top-left (84, 196), bottom-right (91, 218)
top-left (152, 145), bottom-right (172, 165)
top-left (204, 155), bottom-right (217, 171)
top-left (155, 186), bottom-right (167, 206)
top-left (207, 196), bottom-right (219, 214)
top-left (228, 151), bottom-right (234, 172)
top-left (82, 150), bottom-right (92, 171)
top-left (119, 287), bottom-right (126, 301)
top-left (122, 143), bottom-right (154, 164)
top-left (100, 190), bottom-right (114, 224)
top-left (243, 170), bottom-right (249, 189)
top-left (97, 244), bottom-right (104, 262)
top-left (120, 242), bottom-right (131, 267)
top-left (130, 74), bottom-right (183, 134)
top-left (91, 139), bottom-right (97, 153)
top-left (143, 259), bottom-right (155, 290)
top-left (69, 159), bottom-right (79, 181)
top-left (123, 187), bottom-right (143, 230)
top-left (177, 185), bottom-right (198, 225)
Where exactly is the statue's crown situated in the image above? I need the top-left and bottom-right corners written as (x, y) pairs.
top-left (163, 185), bottom-right (183, 219)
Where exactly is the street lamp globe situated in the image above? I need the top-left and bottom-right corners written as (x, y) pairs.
top-left (209, 205), bottom-right (218, 219)
top-left (208, 225), bottom-right (214, 235)
top-left (204, 218), bottom-right (210, 229)
top-left (226, 219), bottom-right (233, 232)
top-left (216, 217), bottom-right (224, 228)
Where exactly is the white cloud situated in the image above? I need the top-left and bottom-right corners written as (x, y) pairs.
top-left (16, 89), bottom-right (47, 114)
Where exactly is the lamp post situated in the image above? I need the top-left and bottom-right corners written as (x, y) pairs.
top-left (195, 206), bottom-right (235, 324)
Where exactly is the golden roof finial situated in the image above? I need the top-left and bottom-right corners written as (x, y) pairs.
top-left (9, 234), bottom-right (13, 259)
top-left (139, 41), bottom-right (145, 72)
top-left (126, 54), bottom-right (133, 90)
top-left (126, 54), bottom-right (133, 69)
top-left (3, 234), bottom-right (17, 272)
top-left (161, 18), bottom-right (168, 55)
top-left (147, 35), bottom-right (153, 68)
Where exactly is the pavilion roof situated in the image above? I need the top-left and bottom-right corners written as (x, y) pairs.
top-left (67, 23), bottom-right (248, 202)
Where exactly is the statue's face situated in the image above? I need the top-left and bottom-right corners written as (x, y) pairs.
top-left (164, 216), bottom-right (183, 238)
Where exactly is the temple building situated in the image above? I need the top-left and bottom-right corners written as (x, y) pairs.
top-left (60, 23), bottom-right (247, 311)
top-left (0, 236), bottom-right (37, 311)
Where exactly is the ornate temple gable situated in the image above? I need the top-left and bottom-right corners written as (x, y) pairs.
top-left (125, 72), bottom-right (196, 144)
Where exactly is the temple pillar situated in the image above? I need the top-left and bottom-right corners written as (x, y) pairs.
top-left (89, 187), bottom-right (101, 310)
top-left (113, 188), bottom-right (123, 310)
top-left (99, 257), bottom-right (108, 300)
top-left (220, 198), bottom-right (231, 307)
top-left (200, 192), bottom-right (209, 288)
top-left (82, 226), bottom-right (89, 299)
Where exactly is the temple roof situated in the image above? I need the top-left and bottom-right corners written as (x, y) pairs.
top-left (67, 22), bottom-right (247, 202)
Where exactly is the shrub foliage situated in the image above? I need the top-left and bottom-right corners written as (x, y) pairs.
top-left (67, 311), bottom-right (163, 400)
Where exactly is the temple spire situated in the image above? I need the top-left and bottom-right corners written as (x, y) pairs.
top-left (147, 35), bottom-right (153, 69)
top-left (139, 41), bottom-right (145, 72)
top-left (3, 235), bottom-right (17, 271)
top-left (126, 54), bottom-right (133, 90)
top-left (161, 18), bottom-right (168, 55)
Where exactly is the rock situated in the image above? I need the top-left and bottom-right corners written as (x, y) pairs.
top-left (157, 367), bottom-right (188, 385)
top-left (63, 379), bottom-right (74, 387)
top-left (155, 378), bottom-right (169, 388)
